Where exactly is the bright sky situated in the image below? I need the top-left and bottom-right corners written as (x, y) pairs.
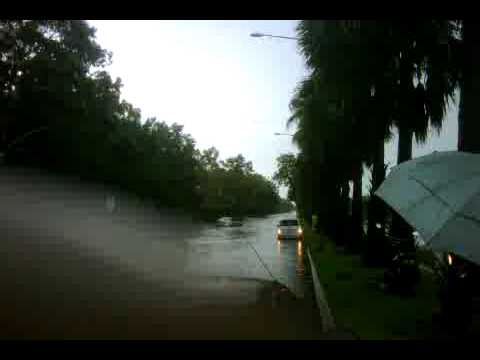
top-left (88, 20), bottom-right (459, 198)
top-left (386, 99), bottom-right (459, 168)
top-left (88, 20), bottom-right (305, 197)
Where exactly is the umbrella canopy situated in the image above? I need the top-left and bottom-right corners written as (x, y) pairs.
top-left (375, 151), bottom-right (480, 265)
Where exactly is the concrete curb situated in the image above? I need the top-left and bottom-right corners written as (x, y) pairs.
top-left (306, 247), bottom-right (336, 332)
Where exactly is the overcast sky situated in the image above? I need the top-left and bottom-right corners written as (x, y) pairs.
top-left (88, 20), bottom-right (459, 197)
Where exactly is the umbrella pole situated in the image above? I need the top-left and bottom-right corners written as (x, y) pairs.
top-left (390, 122), bottom-right (415, 252)
top-left (390, 212), bottom-right (415, 252)
top-left (365, 142), bottom-right (388, 266)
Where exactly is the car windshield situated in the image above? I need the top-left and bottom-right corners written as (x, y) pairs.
top-left (279, 219), bottom-right (298, 226)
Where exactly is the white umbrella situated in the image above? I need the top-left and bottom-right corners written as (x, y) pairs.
top-left (375, 151), bottom-right (480, 265)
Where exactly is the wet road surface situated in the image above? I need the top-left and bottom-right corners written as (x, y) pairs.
top-left (0, 168), bottom-right (323, 339)
top-left (186, 213), bottom-right (313, 298)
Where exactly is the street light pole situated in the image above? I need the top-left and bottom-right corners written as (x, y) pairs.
top-left (250, 32), bottom-right (299, 41)
top-left (251, 33), bottom-right (297, 139)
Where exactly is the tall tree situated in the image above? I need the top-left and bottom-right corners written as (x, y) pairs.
top-left (291, 20), bottom-right (458, 262)
top-left (388, 21), bottom-right (457, 246)
top-left (0, 20), bottom-right (286, 222)
top-left (457, 21), bottom-right (480, 153)
top-left (294, 20), bottom-right (371, 247)
top-left (273, 153), bottom-right (297, 201)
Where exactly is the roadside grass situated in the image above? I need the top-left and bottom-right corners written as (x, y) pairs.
top-left (305, 226), bottom-right (440, 340)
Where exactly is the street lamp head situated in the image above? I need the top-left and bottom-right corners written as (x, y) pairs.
top-left (250, 32), bottom-right (298, 41)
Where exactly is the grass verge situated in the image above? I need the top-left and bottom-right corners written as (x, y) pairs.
top-left (305, 226), bottom-right (440, 340)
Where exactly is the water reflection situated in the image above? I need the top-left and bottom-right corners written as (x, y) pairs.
top-left (272, 238), bottom-right (308, 295)
top-left (296, 241), bottom-right (305, 279)
top-left (187, 213), bottom-right (312, 298)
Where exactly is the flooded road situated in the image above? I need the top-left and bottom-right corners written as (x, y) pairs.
top-left (0, 168), bottom-right (321, 338)
top-left (185, 213), bottom-right (312, 298)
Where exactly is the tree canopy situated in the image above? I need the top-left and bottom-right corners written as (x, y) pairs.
top-left (284, 20), bottom-right (461, 263)
top-left (0, 20), bottom-right (290, 221)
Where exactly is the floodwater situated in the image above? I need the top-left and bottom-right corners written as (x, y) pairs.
top-left (0, 168), bottom-right (321, 339)
top-left (186, 213), bottom-right (313, 298)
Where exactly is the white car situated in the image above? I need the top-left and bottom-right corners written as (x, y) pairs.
top-left (216, 216), bottom-right (243, 227)
top-left (276, 219), bottom-right (303, 241)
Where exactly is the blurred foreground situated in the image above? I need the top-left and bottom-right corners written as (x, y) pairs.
top-left (0, 168), bottom-right (323, 339)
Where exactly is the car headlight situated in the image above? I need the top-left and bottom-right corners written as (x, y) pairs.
top-left (277, 229), bottom-right (282, 235)
top-left (297, 227), bottom-right (303, 235)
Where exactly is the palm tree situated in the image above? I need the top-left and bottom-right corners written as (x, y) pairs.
top-left (291, 20), bottom-right (458, 262)
top-left (387, 21), bottom-right (457, 246)
top-left (291, 22), bottom-right (348, 243)
top-left (457, 21), bottom-right (480, 153)
top-left (288, 21), bottom-right (372, 248)
top-left (287, 76), bottom-right (325, 230)
top-left (363, 38), bottom-right (396, 264)
top-left (287, 72), bottom-right (347, 242)
top-left (296, 21), bottom-right (392, 250)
